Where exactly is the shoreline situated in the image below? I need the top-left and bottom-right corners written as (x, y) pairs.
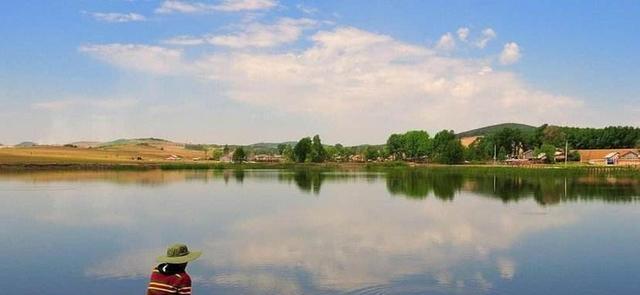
top-left (1, 161), bottom-right (638, 174)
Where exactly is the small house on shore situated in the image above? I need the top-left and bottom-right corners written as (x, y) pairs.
top-left (604, 152), bottom-right (619, 165)
top-left (577, 149), bottom-right (639, 165)
top-left (619, 150), bottom-right (640, 164)
top-left (251, 154), bottom-right (284, 162)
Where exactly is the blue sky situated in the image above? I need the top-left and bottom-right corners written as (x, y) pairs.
top-left (1, 0), bottom-right (639, 145)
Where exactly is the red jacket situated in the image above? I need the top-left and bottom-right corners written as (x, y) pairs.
top-left (146, 265), bottom-right (192, 295)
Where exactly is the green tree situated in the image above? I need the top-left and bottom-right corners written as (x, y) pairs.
top-left (277, 143), bottom-right (288, 155)
top-left (534, 143), bottom-right (556, 163)
top-left (210, 148), bottom-right (223, 161)
top-left (431, 130), bottom-right (464, 164)
top-left (542, 125), bottom-right (566, 147)
top-left (386, 134), bottom-right (405, 159)
top-left (403, 130), bottom-right (431, 160)
top-left (497, 147), bottom-right (507, 161)
top-left (567, 150), bottom-right (580, 162)
top-left (232, 147), bottom-right (247, 163)
top-left (364, 146), bottom-right (380, 161)
top-left (223, 145), bottom-right (230, 155)
top-left (293, 137), bottom-right (312, 163)
top-left (310, 135), bottom-right (327, 163)
top-left (282, 145), bottom-right (295, 162)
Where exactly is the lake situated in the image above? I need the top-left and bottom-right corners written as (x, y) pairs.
top-left (1, 168), bottom-right (640, 294)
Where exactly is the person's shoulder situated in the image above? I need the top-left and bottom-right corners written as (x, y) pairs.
top-left (175, 272), bottom-right (192, 285)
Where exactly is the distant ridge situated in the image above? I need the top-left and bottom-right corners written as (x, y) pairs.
top-left (99, 138), bottom-right (171, 147)
top-left (15, 141), bottom-right (37, 147)
top-left (456, 123), bottom-right (536, 138)
top-left (247, 142), bottom-right (296, 149)
top-left (69, 141), bottom-right (103, 148)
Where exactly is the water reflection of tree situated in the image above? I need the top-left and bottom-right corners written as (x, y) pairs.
top-left (277, 170), bottom-right (326, 194)
top-left (233, 169), bottom-right (245, 183)
top-left (385, 169), bottom-right (640, 205)
top-left (385, 169), bottom-right (463, 200)
top-left (469, 174), bottom-right (640, 205)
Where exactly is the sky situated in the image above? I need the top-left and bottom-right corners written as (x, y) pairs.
top-left (0, 0), bottom-right (639, 145)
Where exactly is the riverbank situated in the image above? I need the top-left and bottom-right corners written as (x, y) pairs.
top-left (1, 161), bottom-right (638, 178)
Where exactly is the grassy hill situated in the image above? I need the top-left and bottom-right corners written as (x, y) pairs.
top-left (456, 123), bottom-right (536, 138)
top-left (99, 138), bottom-right (170, 147)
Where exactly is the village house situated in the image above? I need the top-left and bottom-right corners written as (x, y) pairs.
top-left (619, 150), bottom-right (640, 165)
top-left (165, 155), bottom-right (182, 161)
top-left (219, 154), bottom-right (233, 163)
top-left (251, 154), bottom-right (284, 163)
top-left (577, 149), bottom-right (640, 165)
top-left (604, 152), bottom-right (619, 165)
top-left (349, 154), bottom-right (365, 163)
top-left (554, 150), bottom-right (566, 162)
top-left (520, 150), bottom-right (535, 160)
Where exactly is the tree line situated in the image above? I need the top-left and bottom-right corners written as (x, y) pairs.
top-left (225, 124), bottom-right (640, 164)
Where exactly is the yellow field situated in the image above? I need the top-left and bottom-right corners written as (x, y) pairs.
top-left (0, 142), bottom-right (210, 164)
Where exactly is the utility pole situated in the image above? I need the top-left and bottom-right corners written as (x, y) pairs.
top-left (565, 140), bottom-right (568, 166)
top-left (493, 144), bottom-right (497, 165)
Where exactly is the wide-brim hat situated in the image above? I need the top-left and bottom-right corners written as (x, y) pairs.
top-left (156, 243), bottom-right (202, 264)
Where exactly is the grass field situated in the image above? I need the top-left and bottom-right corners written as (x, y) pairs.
top-left (0, 142), bottom-right (208, 165)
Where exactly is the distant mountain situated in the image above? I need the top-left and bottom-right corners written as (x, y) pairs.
top-left (15, 141), bottom-right (37, 147)
top-left (456, 123), bottom-right (536, 138)
top-left (247, 142), bottom-right (296, 149)
top-left (69, 141), bottom-right (103, 148)
top-left (99, 138), bottom-right (171, 147)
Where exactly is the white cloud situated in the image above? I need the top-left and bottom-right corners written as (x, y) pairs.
top-left (82, 26), bottom-right (585, 138)
top-left (163, 35), bottom-right (207, 46)
top-left (163, 18), bottom-right (317, 48)
top-left (456, 27), bottom-right (469, 42)
top-left (296, 4), bottom-right (318, 15)
top-left (156, 0), bottom-right (209, 14)
top-left (79, 44), bottom-right (187, 75)
top-left (65, 174), bottom-right (579, 291)
top-left (500, 42), bottom-right (521, 65)
top-left (214, 0), bottom-right (277, 12)
top-left (91, 12), bottom-right (146, 23)
top-left (476, 28), bottom-right (496, 48)
top-left (208, 18), bottom-right (317, 48)
top-left (436, 32), bottom-right (456, 51)
top-left (155, 0), bottom-right (277, 14)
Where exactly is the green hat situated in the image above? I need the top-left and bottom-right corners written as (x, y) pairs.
top-left (156, 243), bottom-right (202, 264)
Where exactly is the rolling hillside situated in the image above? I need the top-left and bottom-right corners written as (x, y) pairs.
top-left (456, 123), bottom-right (536, 138)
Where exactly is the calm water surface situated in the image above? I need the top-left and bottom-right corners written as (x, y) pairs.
top-left (1, 169), bottom-right (640, 294)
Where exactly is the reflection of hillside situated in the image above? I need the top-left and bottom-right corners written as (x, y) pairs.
top-left (0, 170), bottom-right (215, 186)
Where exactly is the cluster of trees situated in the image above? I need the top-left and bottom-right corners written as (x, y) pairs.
top-left (291, 135), bottom-right (328, 163)
top-left (219, 124), bottom-right (640, 165)
top-left (386, 130), bottom-right (465, 164)
top-left (465, 125), bottom-right (640, 163)
top-left (232, 146), bottom-right (246, 162)
top-left (561, 126), bottom-right (640, 149)
top-left (466, 127), bottom-right (536, 161)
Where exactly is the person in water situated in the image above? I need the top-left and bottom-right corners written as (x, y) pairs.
top-left (147, 243), bottom-right (201, 295)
